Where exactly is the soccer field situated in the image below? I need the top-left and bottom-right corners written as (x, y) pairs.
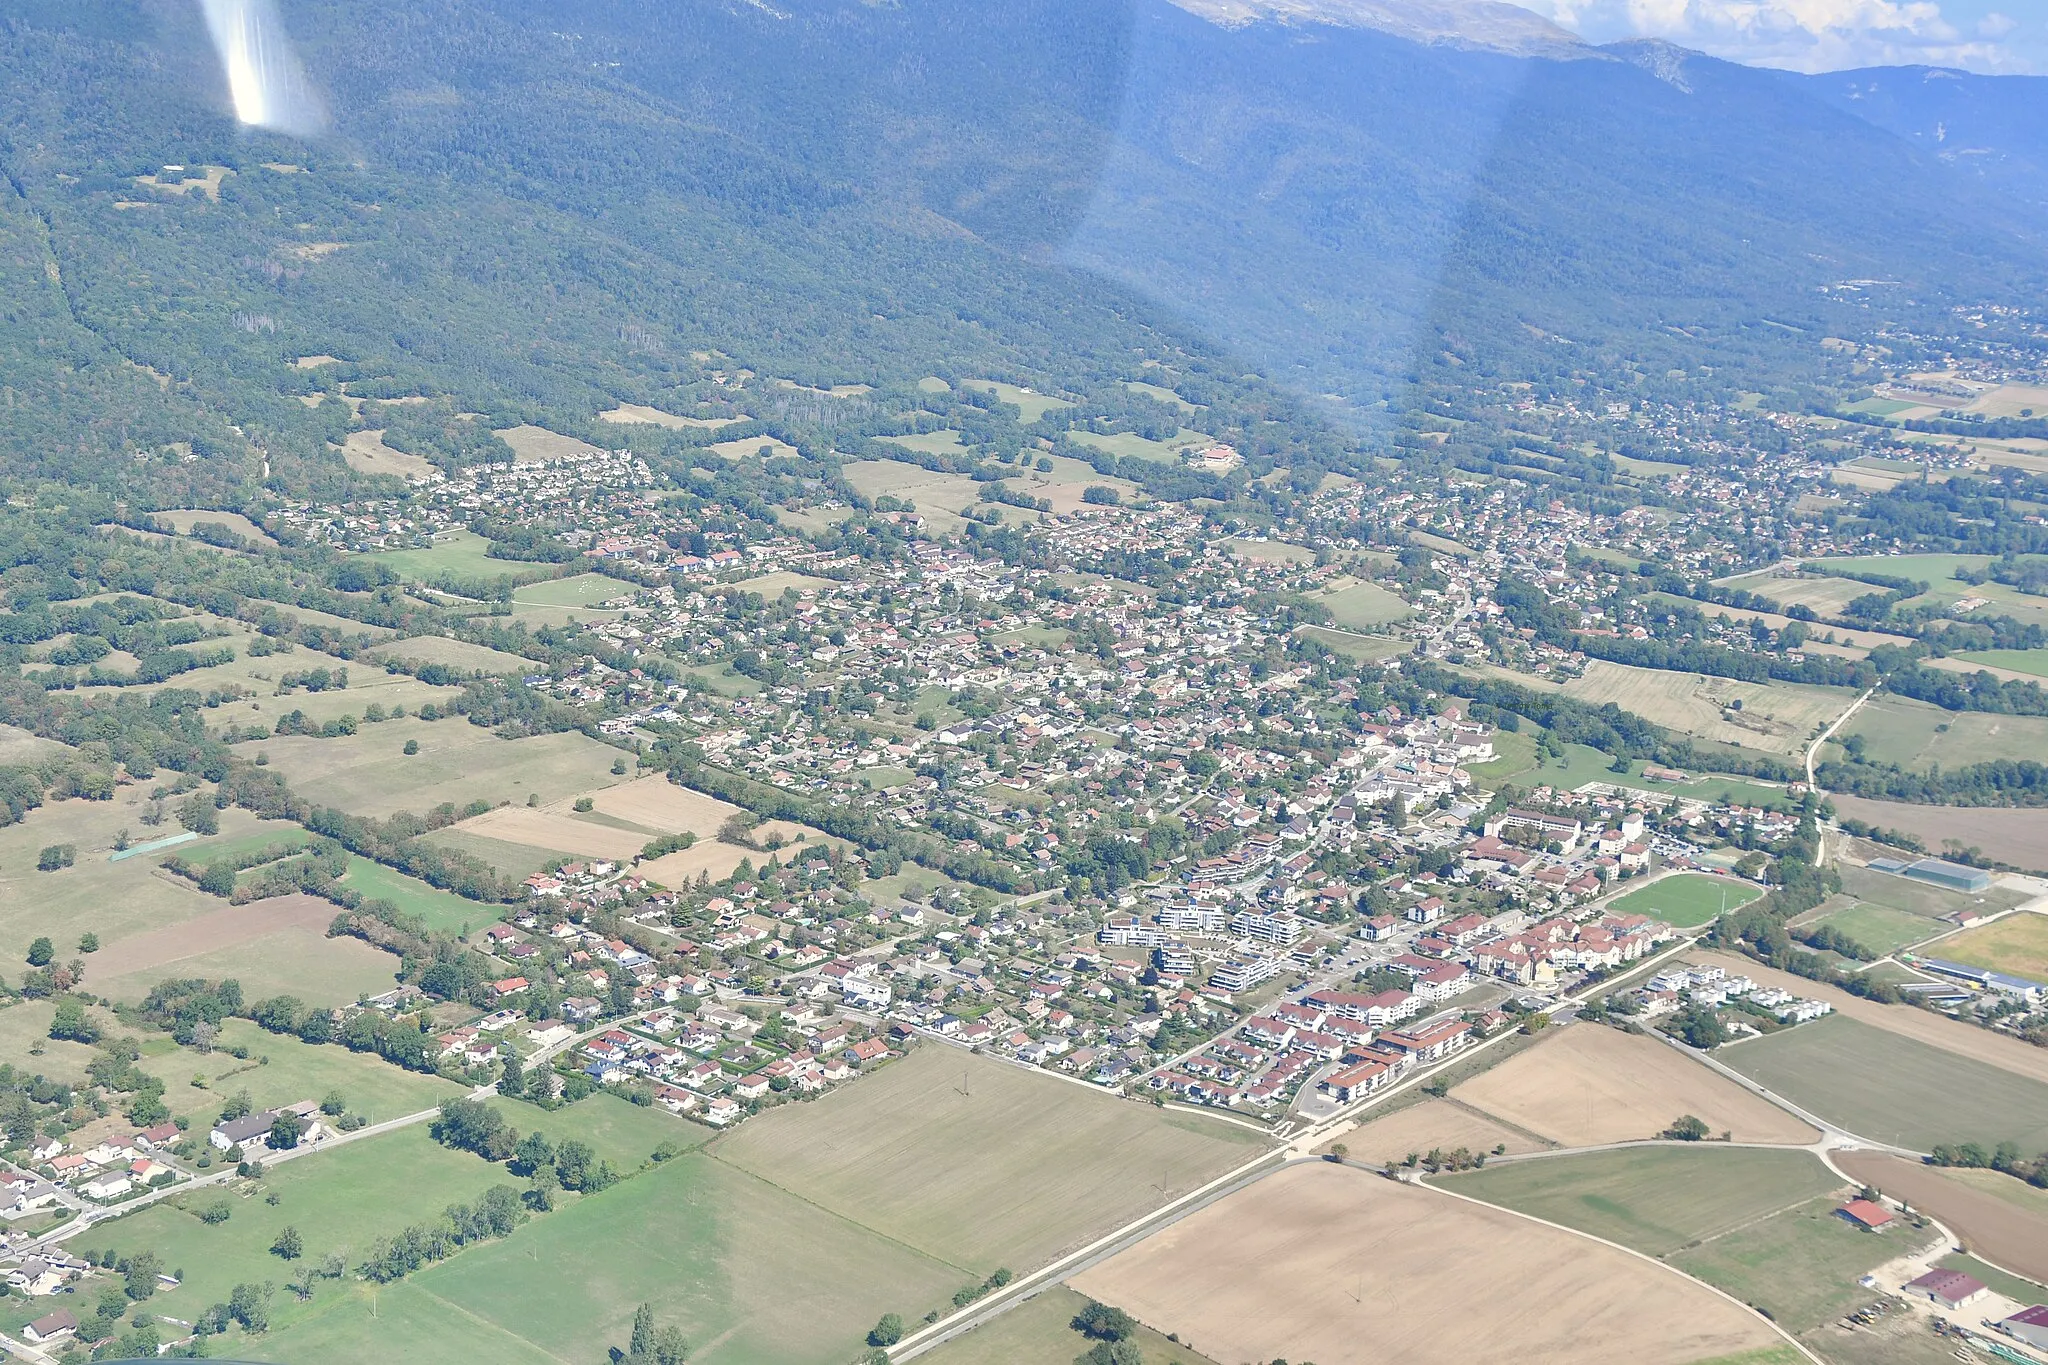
top-left (1609, 874), bottom-right (1763, 928)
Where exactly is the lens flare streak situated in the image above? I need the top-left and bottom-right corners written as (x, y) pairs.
top-left (199, 0), bottom-right (327, 136)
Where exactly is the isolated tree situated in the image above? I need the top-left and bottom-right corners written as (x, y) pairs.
top-left (270, 1226), bottom-right (303, 1261)
top-left (868, 1313), bottom-right (904, 1347)
top-left (77, 932), bottom-right (99, 953)
top-left (26, 936), bottom-right (54, 967)
top-left (1073, 1301), bottom-right (1136, 1342)
top-left (1663, 1115), bottom-right (1710, 1142)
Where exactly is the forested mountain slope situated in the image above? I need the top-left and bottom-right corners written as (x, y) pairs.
top-left (1, 0), bottom-right (2044, 501)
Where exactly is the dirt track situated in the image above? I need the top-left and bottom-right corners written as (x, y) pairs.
top-left (1834, 1151), bottom-right (2048, 1285)
top-left (1453, 1023), bottom-right (1819, 1147)
top-left (1069, 1162), bottom-right (1779, 1365)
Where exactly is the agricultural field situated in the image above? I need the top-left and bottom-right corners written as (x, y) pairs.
top-left (243, 722), bottom-right (629, 818)
top-left (914, 1285), bottom-right (1215, 1365)
top-left (369, 634), bottom-right (534, 675)
top-left (1070, 428), bottom-right (1209, 463)
top-left (1670, 1195), bottom-right (1937, 1333)
top-left (1442, 1146), bottom-right (1842, 1256)
top-left (730, 570), bottom-right (835, 598)
top-left (1827, 794), bottom-right (2048, 871)
top-left (511, 572), bottom-right (639, 609)
top-left (1716, 1012), bottom-right (2048, 1151)
top-left (960, 380), bottom-right (1073, 422)
top-left (1837, 862), bottom-right (2026, 920)
top-left (876, 429), bottom-right (970, 456)
top-left (1832, 694), bottom-right (2048, 772)
top-left (710, 1045), bottom-right (1270, 1273)
top-left (451, 806), bottom-right (649, 862)
top-left (1222, 536), bottom-right (1316, 564)
top-left (840, 459), bottom-right (1007, 535)
top-left (337, 857), bottom-right (498, 935)
top-left (1690, 949), bottom-right (2048, 1086)
top-left (1714, 570), bottom-right (1878, 618)
top-left (1068, 1162), bottom-right (1780, 1365)
top-left (150, 509), bottom-right (278, 545)
top-left (1833, 1151), bottom-right (2048, 1286)
top-left (1556, 659), bottom-right (1855, 758)
top-left (495, 425), bottom-right (603, 461)
top-left (1295, 624), bottom-right (1411, 662)
top-left (338, 428), bottom-right (438, 480)
top-left (414, 827), bottom-right (559, 879)
top-left (1922, 910), bottom-right (2048, 983)
top-left (596, 403), bottom-right (743, 430)
top-left (1953, 647), bottom-right (2048, 677)
top-left (366, 530), bottom-right (549, 583)
top-left (257, 1152), bottom-right (964, 1365)
top-left (1002, 455), bottom-right (1143, 514)
top-left (707, 434), bottom-right (801, 460)
top-left (0, 793), bottom-right (235, 966)
top-left (1451, 1024), bottom-right (1818, 1147)
top-left (1456, 727), bottom-right (1795, 806)
top-left (84, 892), bottom-right (399, 1009)
top-left (1609, 873), bottom-right (1763, 928)
top-left (135, 1017), bottom-right (466, 1128)
top-left (1122, 379), bottom-right (1200, 411)
top-left (1338, 1097), bottom-right (1545, 1163)
top-left (1306, 575), bottom-right (1412, 628)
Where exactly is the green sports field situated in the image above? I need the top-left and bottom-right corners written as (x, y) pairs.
top-left (1609, 874), bottom-right (1763, 928)
top-left (1717, 1012), bottom-right (2048, 1151)
top-left (1807, 901), bottom-right (1945, 957)
top-left (1441, 1147), bottom-right (1840, 1257)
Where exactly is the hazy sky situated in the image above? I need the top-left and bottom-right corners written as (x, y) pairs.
top-left (1523, 0), bottom-right (2048, 72)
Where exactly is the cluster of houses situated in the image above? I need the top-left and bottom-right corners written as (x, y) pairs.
top-left (16, 1125), bottom-right (183, 1206)
top-left (1630, 964), bottom-right (1834, 1031)
top-left (573, 1001), bottom-right (895, 1126)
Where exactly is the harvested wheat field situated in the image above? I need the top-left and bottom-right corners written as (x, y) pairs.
top-left (638, 822), bottom-right (839, 886)
top-left (588, 775), bottom-right (746, 833)
top-left (1069, 1163), bottom-right (1779, 1365)
top-left (1834, 1151), bottom-right (2048, 1286)
top-left (1338, 1099), bottom-right (1545, 1164)
top-left (1453, 1024), bottom-right (1817, 1147)
top-left (450, 807), bottom-right (648, 862)
top-left (88, 893), bottom-right (395, 1006)
top-left (1693, 948), bottom-right (2048, 1087)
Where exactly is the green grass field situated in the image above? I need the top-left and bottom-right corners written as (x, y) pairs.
top-left (916, 1285), bottom-right (1218, 1365)
top-left (339, 857), bottom-right (498, 935)
top-left (711, 1046), bottom-right (1271, 1273)
top-left (1296, 625), bottom-right (1410, 663)
top-left (1309, 577), bottom-right (1412, 629)
top-left (1609, 874), bottom-right (1763, 928)
top-left (1717, 1013), bottom-right (2048, 1151)
top-left (1835, 695), bottom-right (2048, 773)
top-left (138, 1019), bottom-right (467, 1129)
top-left (965, 380), bottom-right (1076, 423)
top-left (1926, 911), bottom-right (2048, 984)
top-left (93, 1125), bottom-right (525, 1335)
top-left (1673, 1196), bottom-right (1929, 1333)
top-left (1809, 902), bottom-right (1945, 957)
top-left (244, 721), bottom-right (627, 818)
top-left (511, 572), bottom-right (639, 608)
top-left (414, 827), bottom-right (559, 879)
top-left (1955, 648), bottom-right (2048, 678)
top-left (877, 429), bottom-right (970, 456)
top-left (1936, 1253), bottom-right (2047, 1306)
top-left (366, 530), bottom-right (552, 585)
top-left (1071, 428), bottom-right (1208, 463)
top-left (1837, 862), bottom-right (2024, 919)
top-left (253, 1151), bottom-right (964, 1365)
top-left (370, 634), bottom-right (535, 675)
top-left (1451, 724), bottom-right (1797, 807)
top-left (1442, 1147), bottom-right (1841, 1257)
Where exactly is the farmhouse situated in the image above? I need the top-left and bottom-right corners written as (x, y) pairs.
top-left (210, 1112), bottom-right (276, 1152)
top-left (1903, 1269), bottom-right (1989, 1310)
top-left (1836, 1199), bottom-right (1893, 1231)
top-left (2002, 1306), bottom-right (2048, 1352)
top-left (22, 1309), bottom-right (78, 1344)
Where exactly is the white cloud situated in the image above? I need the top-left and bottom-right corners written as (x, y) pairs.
top-left (1523, 0), bottom-right (2039, 71)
